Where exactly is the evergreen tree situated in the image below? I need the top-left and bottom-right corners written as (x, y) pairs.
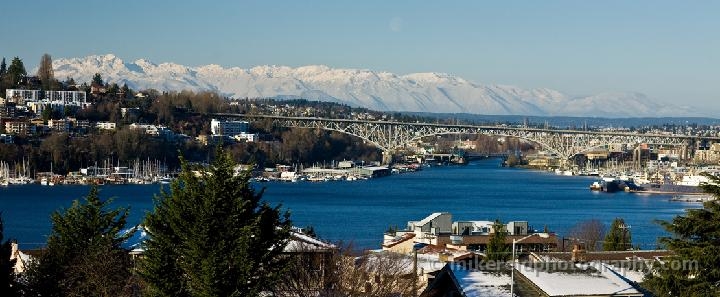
top-left (603, 218), bottom-right (632, 251)
top-left (37, 53), bottom-right (55, 90)
top-left (487, 219), bottom-right (509, 261)
top-left (108, 83), bottom-right (120, 95)
top-left (6, 57), bottom-right (26, 86)
top-left (41, 104), bottom-right (53, 123)
top-left (1, 213), bottom-right (20, 297)
top-left (0, 58), bottom-right (6, 77)
top-left (140, 148), bottom-right (292, 297)
top-left (24, 187), bottom-right (133, 297)
top-left (121, 83), bottom-right (133, 99)
top-left (643, 174), bottom-right (720, 297)
top-left (92, 73), bottom-right (103, 85)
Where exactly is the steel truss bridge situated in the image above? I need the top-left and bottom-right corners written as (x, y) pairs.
top-left (214, 113), bottom-right (720, 161)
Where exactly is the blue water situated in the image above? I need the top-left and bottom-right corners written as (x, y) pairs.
top-left (0, 159), bottom-right (697, 250)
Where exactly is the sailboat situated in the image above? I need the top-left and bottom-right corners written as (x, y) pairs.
top-left (41, 163), bottom-right (56, 186)
top-left (0, 161), bottom-right (9, 186)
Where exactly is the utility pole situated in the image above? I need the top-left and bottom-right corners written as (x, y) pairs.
top-left (413, 248), bottom-right (418, 297)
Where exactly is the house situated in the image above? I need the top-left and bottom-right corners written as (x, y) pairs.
top-left (120, 107), bottom-right (140, 119)
top-left (421, 247), bottom-right (663, 297)
top-left (9, 242), bottom-right (39, 274)
top-left (95, 121), bottom-right (117, 130)
top-left (129, 123), bottom-right (174, 138)
top-left (513, 261), bottom-right (644, 297)
top-left (386, 213), bottom-right (557, 254)
top-left (90, 83), bottom-right (107, 95)
top-left (233, 132), bottom-right (258, 142)
top-left (421, 263), bottom-right (512, 297)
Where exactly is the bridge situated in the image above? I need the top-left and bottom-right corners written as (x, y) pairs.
top-left (213, 113), bottom-right (720, 163)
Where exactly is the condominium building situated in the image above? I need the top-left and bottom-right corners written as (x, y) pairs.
top-left (210, 118), bottom-right (249, 136)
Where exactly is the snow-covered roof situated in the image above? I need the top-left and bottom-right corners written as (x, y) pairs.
top-left (362, 251), bottom-right (445, 274)
top-left (122, 225), bottom-right (335, 254)
top-left (383, 233), bottom-right (416, 248)
top-left (417, 212), bottom-right (447, 226)
top-left (450, 266), bottom-right (511, 297)
top-left (515, 262), bottom-right (643, 296)
top-left (122, 225), bottom-right (148, 252)
top-left (283, 231), bottom-right (336, 252)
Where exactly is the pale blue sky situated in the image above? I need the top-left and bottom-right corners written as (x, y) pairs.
top-left (1, 1), bottom-right (718, 109)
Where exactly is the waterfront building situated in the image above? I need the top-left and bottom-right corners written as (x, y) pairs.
top-left (384, 213), bottom-right (557, 254)
top-left (210, 118), bottom-right (249, 136)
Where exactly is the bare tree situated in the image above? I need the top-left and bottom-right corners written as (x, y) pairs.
top-left (274, 240), bottom-right (338, 297)
top-left (566, 219), bottom-right (606, 251)
top-left (37, 53), bottom-right (55, 90)
top-left (335, 251), bottom-right (418, 297)
top-left (276, 243), bottom-right (419, 297)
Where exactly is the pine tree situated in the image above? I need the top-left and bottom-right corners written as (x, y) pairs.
top-left (121, 83), bottom-right (133, 99)
top-left (37, 53), bottom-right (55, 90)
top-left (642, 174), bottom-right (720, 296)
top-left (603, 218), bottom-right (632, 251)
top-left (92, 73), bottom-right (103, 85)
top-left (24, 187), bottom-right (133, 297)
top-left (6, 57), bottom-right (26, 86)
top-left (487, 219), bottom-right (509, 261)
top-left (140, 148), bottom-right (292, 297)
top-left (0, 58), bottom-right (6, 77)
top-left (1, 213), bottom-right (20, 297)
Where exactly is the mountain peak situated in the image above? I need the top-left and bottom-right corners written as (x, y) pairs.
top-left (50, 54), bottom-right (699, 117)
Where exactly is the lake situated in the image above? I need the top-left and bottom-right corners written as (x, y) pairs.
top-left (0, 159), bottom-right (697, 250)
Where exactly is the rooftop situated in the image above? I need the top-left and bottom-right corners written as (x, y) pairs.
top-left (515, 261), bottom-right (644, 297)
top-left (417, 212), bottom-right (449, 226)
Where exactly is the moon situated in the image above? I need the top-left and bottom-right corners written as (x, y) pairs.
top-left (389, 17), bottom-right (403, 33)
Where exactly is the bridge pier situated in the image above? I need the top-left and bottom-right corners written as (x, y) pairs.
top-left (382, 151), bottom-right (394, 165)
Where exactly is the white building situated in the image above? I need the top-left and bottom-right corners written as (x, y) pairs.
top-left (233, 132), bottom-right (258, 142)
top-left (96, 122), bottom-right (117, 130)
top-left (211, 118), bottom-right (249, 136)
top-left (48, 119), bottom-right (71, 132)
top-left (129, 123), bottom-right (173, 138)
top-left (6, 89), bottom-right (87, 105)
top-left (5, 89), bottom-right (41, 101)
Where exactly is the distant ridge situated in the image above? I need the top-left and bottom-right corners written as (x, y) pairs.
top-left (52, 54), bottom-right (703, 118)
top-left (406, 112), bottom-right (720, 127)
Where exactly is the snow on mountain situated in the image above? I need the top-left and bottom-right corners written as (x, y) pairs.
top-left (51, 54), bottom-right (697, 117)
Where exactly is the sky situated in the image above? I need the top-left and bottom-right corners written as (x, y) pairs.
top-left (1, 0), bottom-right (718, 109)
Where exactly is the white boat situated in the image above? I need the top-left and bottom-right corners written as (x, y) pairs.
top-left (679, 174), bottom-right (710, 187)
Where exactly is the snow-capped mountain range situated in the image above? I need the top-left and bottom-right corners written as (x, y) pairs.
top-left (51, 54), bottom-right (699, 117)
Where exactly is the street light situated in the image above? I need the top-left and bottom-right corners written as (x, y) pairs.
top-left (510, 233), bottom-right (550, 297)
